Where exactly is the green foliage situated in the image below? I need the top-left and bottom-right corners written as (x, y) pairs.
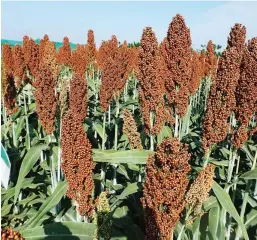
top-left (1, 62), bottom-right (256, 240)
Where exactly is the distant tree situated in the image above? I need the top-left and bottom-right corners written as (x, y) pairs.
top-left (200, 43), bottom-right (222, 57)
top-left (128, 42), bottom-right (140, 48)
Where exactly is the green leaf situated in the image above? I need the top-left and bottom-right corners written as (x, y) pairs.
top-left (1, 204), bottom-right (12, 216)
top-left (245, 209), bottom-right (257, 228)
top-left (117, 165), bottom-right (130, 180)
top-left (14, 144), bottom-right (48, 203)
top-left (240, 168), bottom-right (257, 180)
top-left (19, 194), bottom-right (38, 206)
top-left (15, 116), bottom-right (25, 142)
top-left (113, 207), bottom-right (143, 240)
top-left (93, 149), bottom-right (153, 164)
top-left (192, 216), bottom-right (201, 240)
top-left (21, 222), bottom-right (95, 239)
top-left (208, 206), bottom-right (220, 240)
top-left (209, 160), bottom-right (229, 167)
top-left (212, 181), bottom-right (249, 240)
top-left (21, 180), bottom-right (67, 230)
top-left (157, 126), bottom-right (172, 144)
top-left (127, 163), bottom-right (139, 172)
top-left (203, 196), bottom-right (218, 211)
top-left (118, 182), bottom-right (142, 200)
top-left (93, 122), bottom-right (107, 143)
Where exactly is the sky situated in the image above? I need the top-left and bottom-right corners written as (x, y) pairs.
top-left (2, 1), bottom-right (257, 49)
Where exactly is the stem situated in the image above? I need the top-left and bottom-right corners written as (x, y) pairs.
top-left (227, 148), bottom-right (236, 183)
top-left (132, 78), bottom-right (137, 114)
top-left (23, 92), bottom-right (30, 149)
top-left (114, 99), bottom-right (119, 150)
top-left (49, 135), bottom-right (57, 192)
top-left (150, 111), bottom-right (154, 151)
top-left (175, 113), bottom-right (179, 138)
top-left (124, 81), bottom-right (128, 102)
top-left (28, 85), bottom-right (31, 105)
top-left (203, 149), bottom-right (211, 168)
top-left (235, 150), bottom-right (257, 240)
top-left (94, 75), bottom-right (98, 139)
top-left (179, 118), bottom-right (182, 140)
top-left (40, 131), bottom-right (44, 163)
top-left (177, 225), bottom-right (185, 240)
top-left (186, 97), bottom-right (192, 135)
top-left (2, 101), bottom-right (8, 147)
top-left (57, 119), bottom-right (62, 182)
top-left (177, 207), bottom-right (192, 240)
top-left (108, 104), bottom-right (111, 125)
top-left (100, 163), bottom-right (105, 192)
top-left (12, 122), bottom-right (17, 148)
top-left (112, 164), bottom-right (117, 185)
top-left (227, 155), bottom-right (241, 240)
top-left (102, 113), bottom-right (106, 150)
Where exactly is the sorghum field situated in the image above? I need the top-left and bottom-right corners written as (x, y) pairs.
top-left (1, 14), bottom-right (257, 240)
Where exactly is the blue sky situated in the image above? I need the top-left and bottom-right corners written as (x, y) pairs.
top-left (2, 1), bottom-right (257, 49)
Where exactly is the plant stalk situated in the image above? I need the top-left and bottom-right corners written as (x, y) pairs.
top-left (23, 92), bottom-right (30, 149)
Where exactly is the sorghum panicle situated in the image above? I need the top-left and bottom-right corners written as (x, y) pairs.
top-left (202, 47), bottom-right (242, 152)
top-left (123, 109), bottom-right (143, 150)
top-left (2, 44), bottom-right (13, 75)
top-left (190, 50), bottom-right (203, 95)
top-left (97, 35), bottom-right (118, 70)
top-left (39, 34), bottom-right (49, 64)
top-left (58, 79), bottom-right (69, 118)
top-left (61, 111), bottom-right (95, 216)
top-left (2, 46), bottom-right (18, 114)
top-left (138, 27), bottom-right (171, 135)
top-left (3, 72), bottom-right (18, 115)
top-left (93, 192), bottom-right (112, 240)
top-left (33, 63), bottom-right (57, 134)
top-left (163, 14), bottom-right (192, 117)
top-left (141, 138), bottom-right (191, 239)
top-left (227, 23), bottom-right (246, 53)
top-left (100, 39), bottom-right (128, 112)
top-left (71, 44), bottom-right (89, 77)
top-left (23, 36), bottom-right (39, 79)
top-left (199, 50), bottom-right (206, 78)
top-left (114, 41), bottom-right (130, 97)
top-left (87, 30), bottom-right (97, 64)
top-left (57, 37), bottom-right (71, 66)
top-left (204, 40), bottom-right (217, 78)
top-left (185, 164), bottom-right (215, 215)
top-left (1, 227), bottom-right (24, 240)
top-left (40, 39), bottom-right (60, 80)
top-left (12, 45), bottom-right (26, 88)
top-left (69, 73), bottom-right (87, 122)
top-left (127, 46), bottom-right (139, 77)
top-left (100, 56), bottom-right (117, 112)
top-left (232, 38), bottom-right (257, 148)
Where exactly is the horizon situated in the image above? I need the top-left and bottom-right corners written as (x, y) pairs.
top-left (2, 1), bottom-right (257, 49)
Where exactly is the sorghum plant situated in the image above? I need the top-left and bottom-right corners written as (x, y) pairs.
top-left (141, 138), bottom-right (191, 239)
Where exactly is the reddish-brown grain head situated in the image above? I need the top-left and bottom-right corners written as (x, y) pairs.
top-left (203, 47), bottom-right (241, 152)
top-left (71, 44), bottom-right (89, 77)
top-left (87, 29), bottom-right (97, 63)
top-left (69, 73), bottom-right (88, 122)
top-left (138, 27), bottom-right (173, 134)
top-left (141, 138), bottom-right (191, 239)
top-left (12, 45), bottom-right (26, 88)
top-left (61, 111), bottom-right (95, 216)
top-left (57, 37), bottom-right (71, 66)
top-left (34, 63), bottom-right (57, 134)
top-left (232, 37), bottom-right (257, 148)
top-left (163, 14), bottom-right (192, 117)
top-left (204, 40), bottom-right (217, 78)
top-left (2, 44), bottom-right (13, 75)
